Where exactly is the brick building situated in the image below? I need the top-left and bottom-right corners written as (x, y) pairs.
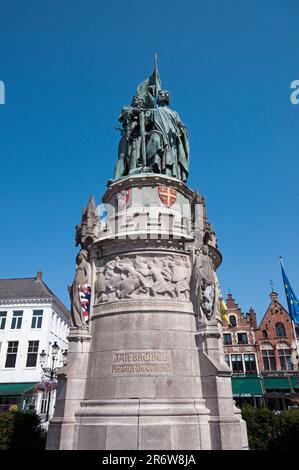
top-left (223, 294), bottom-right (258, 375)
top-left (256, 291), bottom-right (298, 372)
top-left (223, 291), bottom-right (299, 410)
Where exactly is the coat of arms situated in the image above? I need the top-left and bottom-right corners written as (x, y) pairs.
top-left (115, 188), bottom-right (131, 211)
top-left (158, 186), bottom-right (177, 208)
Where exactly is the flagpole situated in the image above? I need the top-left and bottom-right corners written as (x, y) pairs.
top-left (291, 318), bottom-right (299, 367)
top-left (280, 256), bottom-right (299, 368)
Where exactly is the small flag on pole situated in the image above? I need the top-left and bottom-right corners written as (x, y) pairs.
top-left (280, 258), bottom-right (299, 324)
top-left (79, 284), bottom-right (91, 323)
top-left (214, 272), bottom-right (229, 324)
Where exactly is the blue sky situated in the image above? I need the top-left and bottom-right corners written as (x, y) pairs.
top-left (0, 0), bottom-right (298, 322)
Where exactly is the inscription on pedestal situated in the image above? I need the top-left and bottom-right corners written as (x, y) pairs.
top-left (112, 350), bottom-right (171, 375)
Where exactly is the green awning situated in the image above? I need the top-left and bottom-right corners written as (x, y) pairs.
top-left (0, 383), bottom-right (37, 396)
top-left (232, 376), bottom-right (263, 397)
top-left (263, 377), bottom-right (290, 390)
top-left (291, 377), bottom-right (299, 390)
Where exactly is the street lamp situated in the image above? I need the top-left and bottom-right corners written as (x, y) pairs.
top-left (62, 349), bottom-right (68, 366)
top-left (39, 341), bottom-right (60, 422)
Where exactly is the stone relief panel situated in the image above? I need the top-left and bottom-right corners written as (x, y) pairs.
top-left (95, 254), bottom-right (191, 303)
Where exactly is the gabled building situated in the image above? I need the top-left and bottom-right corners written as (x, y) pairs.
top-left (255, 291), bottom-right (299, 410)
top-left (222, 291), bottom-right (299, 410)
top-left (223, 294), bottom-right (258, 375)
top-left (222, 294), bottom-right (262, 408)
top-left (256, 290), bottom-right (298, 373)
top-left (0, 272), bottom-right (70, 419)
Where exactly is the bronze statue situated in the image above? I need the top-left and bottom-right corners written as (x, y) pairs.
top-left (145, 89), bottom-right (189, 181)
top-left (114, 59), bottom-right (189, 183)
top-left (114, 95), bottom-right (146, 179)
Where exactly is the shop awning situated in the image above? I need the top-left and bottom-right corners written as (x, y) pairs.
top-left (232, 376), bottom-right (263, 397)
top-left (0, 383), bottom-right (37, 396)
top-left (291, 377), bottom-right (299, 390)
top-left (263, 377), bottom-right (291, 390)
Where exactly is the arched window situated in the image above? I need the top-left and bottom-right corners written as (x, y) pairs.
top-left (229, 315), bottom-right (237, 327)
top-left (261, 345), bottom-right (276, 371)
top-left (277, 343), bottom-right (292, 370)
top-left (262, 329), bottom-right (268, 339)
top-left (275, 323), bottom-right (286, 338)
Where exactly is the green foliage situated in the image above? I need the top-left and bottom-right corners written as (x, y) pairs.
top-left (0, 409), bottom-right (46, 450)
top-left (241, 405), bottom-right (299, 450)
top-left (0, 410), bottom-right (15, 450)
top-left (241, 405), bottom-right (279, 450)
top-left (275, 409), bottom-right (299, 449)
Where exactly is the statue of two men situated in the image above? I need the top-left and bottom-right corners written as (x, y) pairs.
top-left (114, 89), bottom-right (189, 182)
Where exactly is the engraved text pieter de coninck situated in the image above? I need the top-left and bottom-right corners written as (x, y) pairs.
top-left (112, 351), bottom-right (171, 374)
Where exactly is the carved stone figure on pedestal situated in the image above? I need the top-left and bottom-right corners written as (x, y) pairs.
top-left (69, 249), bottom-right (92, 328)
top-left (193, 245), bottom-right (216, 320)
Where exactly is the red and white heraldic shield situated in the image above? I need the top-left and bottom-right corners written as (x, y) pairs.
top-left (158, 186), bottom-right (177, 208)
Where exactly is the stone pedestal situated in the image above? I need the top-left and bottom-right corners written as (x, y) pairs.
top-left (47, 174), bottom-right (248, 450)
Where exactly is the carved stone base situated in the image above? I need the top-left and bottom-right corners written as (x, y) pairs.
top-left (73, 399), bottom-right (211, 450)
top-left (47, 174), bottom-right (247, 450)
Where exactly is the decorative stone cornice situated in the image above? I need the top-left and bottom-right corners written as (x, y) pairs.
top-left (68, 335), bottom-right (92, 343)
top-left (68, 327), bottom-right (92, 342)
top-left (103, 174), bottom-right (198, 203)
top-left (93, 299), bottom-right (194, 316)
top-left (0, 298), bottom-right (52, 306)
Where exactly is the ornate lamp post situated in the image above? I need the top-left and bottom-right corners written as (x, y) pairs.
top-left (39, 341), bottom-right (60, 422)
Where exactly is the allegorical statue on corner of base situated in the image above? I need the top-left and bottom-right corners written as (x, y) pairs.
top-left (193, 245), bottom-right (216, 320)
top-left (68, 249), bottom-right (92, 328)
top-left (114, 55), bottom-right (189, 183)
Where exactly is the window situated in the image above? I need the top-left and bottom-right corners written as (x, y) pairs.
top-left (275, 323), bottom-right (286, 338)
top-left (237, 332), bottom-right (248, 344)
top-left (5, 341), bottom-right (19, 368)
top-left (262, 349), bottom-right (276, 371)
top-left (11, 311), bottom-right (23, 329)
top-left (262, 329), bottom-right (268, 339)
top-left (279, 349), bottom-right (292, 370)
top-left (223, 333), bottom-right (232, 345)
top-left (229, 315), bottom-right (237, 327)
top-left (56, 318), bottom-right (60, 336)
top-left (40, 392), bottom-right (49, 414)
top-left (26, 341), bottom-right (39, 367)
top-left (0, 312), bottom-right (7, 329)
top-left (52, 314), bottom-right (56, 333)
top-left (225, 354), bottom-right (230, 367)
top-left (244, 354), bottom-right (257, 373)
top-left (31, 310), bottom-right (43, 329)
top-left (231, 354), bottom-right (244, 373)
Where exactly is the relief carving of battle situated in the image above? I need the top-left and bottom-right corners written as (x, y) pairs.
top-left (95, 254), bottom-right (191, 302)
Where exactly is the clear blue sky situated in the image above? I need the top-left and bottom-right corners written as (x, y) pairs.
top-left (0, 0), bottom-right (298, 322)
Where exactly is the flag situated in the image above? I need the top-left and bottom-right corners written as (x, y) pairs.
top-left (214, 272), bottom-right (229, 324)
top-left (79, 283), bottom-right (91, 323)
top-left (280, 259), bottom-right (299, 324)
top-left (136, 54), bottom-right (162, 108)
